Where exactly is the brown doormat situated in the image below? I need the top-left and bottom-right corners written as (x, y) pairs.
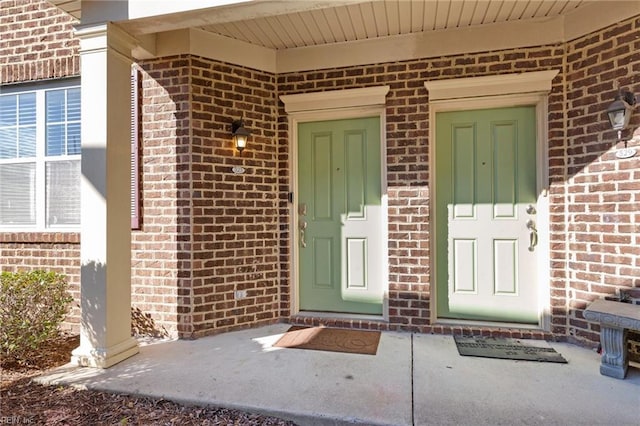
top-left (274, 326), bottom-right (381, 355)
top-left (454, 336), bottom-right (568, 363)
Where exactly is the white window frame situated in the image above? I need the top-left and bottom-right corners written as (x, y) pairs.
top-left (0, 78), bottom-right (81, 232)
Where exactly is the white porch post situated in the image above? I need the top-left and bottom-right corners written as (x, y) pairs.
top-left (71, 23), bottom-right (139, 368)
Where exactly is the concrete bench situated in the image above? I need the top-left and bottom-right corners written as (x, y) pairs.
top-left (584, 299), bottom-right (640, 379)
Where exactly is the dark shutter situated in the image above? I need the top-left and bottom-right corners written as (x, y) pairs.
top-left (130, 66), bottom-right (141, 230)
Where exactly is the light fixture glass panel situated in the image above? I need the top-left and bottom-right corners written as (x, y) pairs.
top-left (608, 109), bottom-right (627, 131)
top-left (606, 92), bottom-right (635, 131)
top-left (235, 134), bottom-right (247, 150)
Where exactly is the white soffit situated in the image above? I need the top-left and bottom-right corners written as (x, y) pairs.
top-left (424, 70), bottom-right (560, 101)
top-left (280, 86), bottom-right (390, 113)
top-left (119, 1), bottom-right (370, 36)
top-left (201, 0), bottom-right (585, 50)
top-left (128, 0), bottom-right (253, 21)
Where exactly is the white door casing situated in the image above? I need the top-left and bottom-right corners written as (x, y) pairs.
top-left (280, 86), bottom-right (390, 320)
top-left (425, 70), bottom-right (557, 330)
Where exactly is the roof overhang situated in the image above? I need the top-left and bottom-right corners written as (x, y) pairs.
top-left (51, 1), bottom-right (640, 73)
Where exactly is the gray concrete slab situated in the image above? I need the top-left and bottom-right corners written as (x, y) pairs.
top-left (38, 326), bottom-right (640, 425)
top-left (413, 333), bottom-right (640, 426)
top-left (39, 324), bottom-right (412, 426)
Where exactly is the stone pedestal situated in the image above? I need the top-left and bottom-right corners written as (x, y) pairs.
top-left (598, 326), bottom-right (628, 379)
top-left (584, 299), bottom-right (640, 380)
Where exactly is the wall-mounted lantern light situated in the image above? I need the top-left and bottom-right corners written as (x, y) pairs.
top-left (231, 118), bottom-right (250, 154)
top-left (606, 90), bottom-right (638, 159)
top-left (607, 90), bottom-right (636, 133)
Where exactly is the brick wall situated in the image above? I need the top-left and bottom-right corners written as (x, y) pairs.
top-left (135, 56), bottom-right (280, 338)
top-left (277, 47), bottom-right (564, 340)
top-left (0, 0), bottom-right (79, 84)
top-left (564, 18), bottom-right (640, 345)
top-left (0, 0), bottom-right (80, 331)
top-left (189, 57), bottom-right (280, 337)
top-left (277, 16), bottom-right (639, 343)
top-left (131, 58), bottom-right (192, 338)
top-left (2, 0), bottom-right (638, 345)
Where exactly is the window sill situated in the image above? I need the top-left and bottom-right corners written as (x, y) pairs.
top-left (0, 231), bottom-right (80, 244)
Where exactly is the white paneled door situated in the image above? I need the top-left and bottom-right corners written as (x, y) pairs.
top-left (436, 106), bottom-right (539, 324)
top-left (297, 117), bottom-right (384, 315)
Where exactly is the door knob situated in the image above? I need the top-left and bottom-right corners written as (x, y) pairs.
top-left (298, 203), bottom-right (307, 216)
top-left (526, 219), bottom-right (538, 252)
top-left (526, 204), bottom-right (536, 215)
top-left (299, 219), bottom-right (307, 248)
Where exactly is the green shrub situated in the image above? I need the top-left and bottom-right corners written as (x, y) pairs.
top-left (0, 270), bottom-right (73, 365)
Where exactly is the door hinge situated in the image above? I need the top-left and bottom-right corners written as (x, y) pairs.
top-left (288, 192), bottom-right (294, 203)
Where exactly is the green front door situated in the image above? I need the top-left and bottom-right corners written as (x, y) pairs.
top-left (297, 117), bottom-right (383, 315)
top-left (436, 106), bottom-right (539, 323)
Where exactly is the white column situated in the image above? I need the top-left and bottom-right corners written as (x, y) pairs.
top-left (71, 23), bottom-right (139, 368)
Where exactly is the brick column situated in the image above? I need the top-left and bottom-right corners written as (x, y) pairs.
top-left (71, 23), bottom-right (139, 368)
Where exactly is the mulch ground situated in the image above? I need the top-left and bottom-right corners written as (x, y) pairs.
top-left (1, 335), bottom-right (297, 425)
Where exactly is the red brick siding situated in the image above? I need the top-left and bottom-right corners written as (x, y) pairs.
top-left (2, 0), bottom-right (637, 345)
top-left (277, 46), bottom-right (564, 340)
top-left (0, 0), bottom-right (79, 84)
top-left (189, 57), bottom-right (280, 338)
top-left (0, 233), bottom-right (80, 331)
top-left (132, 57), bottom-right (192, 338)
top-left (278, 16), bottom-right (640, 343)
top-left (564, 18), bottom-right (640, 344)
top-left (135, 56), bottom-right (280, 338)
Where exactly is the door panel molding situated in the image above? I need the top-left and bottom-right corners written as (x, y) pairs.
top-left (426, 72), bottom-right (555, 331)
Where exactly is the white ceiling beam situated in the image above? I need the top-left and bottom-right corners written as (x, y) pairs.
top-left (564, 0), bottom-right (640, 42)
top-left (156, 28), bottom-right (277, 73)
top-left (276, 15), bottom-right (565, 73)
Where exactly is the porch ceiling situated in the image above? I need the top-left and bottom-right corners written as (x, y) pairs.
top-left (196, 0), bottom-right (586, 50)
top-left (55, 0), bottom-right (589, 49)
top-left (52, 0), bottom-right (639, 73)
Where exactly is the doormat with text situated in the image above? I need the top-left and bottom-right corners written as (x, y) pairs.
top-left (454, 336), bottom-right (568, 363)
top-left (274, 326), bottom-right (381, 355)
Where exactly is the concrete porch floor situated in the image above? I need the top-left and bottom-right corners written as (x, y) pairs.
top-left (38, 324), bottom-right (639, 425)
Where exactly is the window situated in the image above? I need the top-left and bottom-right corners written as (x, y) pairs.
top-left (0, 80), bottom-right (81, 230)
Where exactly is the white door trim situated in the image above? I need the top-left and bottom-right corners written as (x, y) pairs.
top-left (280, 86), bottom-right (390, 320)
top-left (425, 70), bottom-right (558, 331)
top-left (425, 70), bottom-right (558, 102)
top-left (280, 86), bottom-right (390, 114)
